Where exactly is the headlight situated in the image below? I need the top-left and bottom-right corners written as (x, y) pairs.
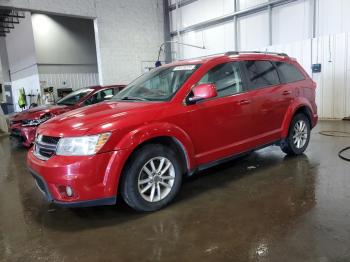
top-left (56, 132), bottom-right (111, 156)
top-left (22, 115), bottom-right (51, 127)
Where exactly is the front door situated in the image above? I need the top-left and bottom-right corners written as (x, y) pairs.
top-left (185, 61), bottom-right (254, 165)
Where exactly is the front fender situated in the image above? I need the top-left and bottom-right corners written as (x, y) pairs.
top-left (281, 98), bottom-right (315, 138)
top-left (114, 122), bottom-right (196, 170)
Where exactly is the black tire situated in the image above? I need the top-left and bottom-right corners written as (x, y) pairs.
top-left (120, 144), bottom-right (183, 212)
top-left (280, 113), bottom-right (311, 155)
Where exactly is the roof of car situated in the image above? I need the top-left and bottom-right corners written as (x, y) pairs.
top-left (166, 51), bottom-right (295, 67)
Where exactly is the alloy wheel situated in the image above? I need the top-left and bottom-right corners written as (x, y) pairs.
top-left (292, 120), bottom-right (308, 149)
top-left (138, 157), bottom-right (175, 202)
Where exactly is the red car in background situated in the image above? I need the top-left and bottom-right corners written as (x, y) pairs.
top-left (10, 85), bottom-right (125, 147)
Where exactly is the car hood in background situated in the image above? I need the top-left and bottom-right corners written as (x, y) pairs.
top-left (10, 105), bottom-right (71, 122)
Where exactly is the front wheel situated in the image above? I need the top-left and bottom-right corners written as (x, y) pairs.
top-left (281, 113), bottom-right (311, 155)
top-left (120, 144), bottom-right (183, 212)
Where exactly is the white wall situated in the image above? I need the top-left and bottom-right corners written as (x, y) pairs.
top-left (170, 0), bottom-right (235, 29)
top-left (31, 13), bottom-right (99, 92)
top-left (238, 0), bottom-right (267, 10)
top-left (4, 12), bottom-right (41, 111)
top-left (2, 0), bottom-right (165, 85)
top-left (179, 22), bottom-right (235, 59)
top-left (272, 0), bottom-right (311, 45)
top-left (5, 12), bottom-right (38, 82)
top-left (316, 0), bottom-right (350, 37)
top-left (238, 11), bottom-right (269, 50)
top-left (32, 14), bottom-right (97, 67)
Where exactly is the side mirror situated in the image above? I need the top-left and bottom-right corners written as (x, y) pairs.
top-left (188, 83), bottom-right (218, 104)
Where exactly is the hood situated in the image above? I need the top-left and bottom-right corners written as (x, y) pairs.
top-left (37, 101), bottom-right (166, 137)
top-left (10, 105), bottom-right (70, 122)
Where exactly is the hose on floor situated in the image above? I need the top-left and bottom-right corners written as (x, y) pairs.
top-left (319, 131), bottom-right (350, 162)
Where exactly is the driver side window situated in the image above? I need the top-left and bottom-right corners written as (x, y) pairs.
top-left (198, 62), bottom-right (243, 98)
top-left (84, 89), bottom-right (114, 106)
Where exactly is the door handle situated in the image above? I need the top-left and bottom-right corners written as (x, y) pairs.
top-left (282, 90), bottom-right (292, 95)
top-left (239, 99), bottom-right (251, 105)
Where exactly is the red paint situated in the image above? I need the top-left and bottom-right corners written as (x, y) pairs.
top-left (10, 85), bottom-right (125, 147)
top-left (27, 53), bottom-right (318, 206)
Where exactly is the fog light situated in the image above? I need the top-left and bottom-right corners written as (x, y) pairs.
top-left (66, 186), bottom-right (73, 197)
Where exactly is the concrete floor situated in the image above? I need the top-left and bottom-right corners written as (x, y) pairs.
top-left (0, 120), bottom-right (350, 262)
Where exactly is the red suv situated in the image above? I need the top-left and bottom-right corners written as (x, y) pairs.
top-left (10, 85), bottom-right (124, 147)
top-left (27, 52), bottom-right (317, 211)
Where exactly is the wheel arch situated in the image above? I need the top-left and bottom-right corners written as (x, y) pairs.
top-left (127, 136), bottom-right (191, 173)
top-left (281, 102), bottom-right (314, 138)
top-left (116, 135), bottom-right (192, 198)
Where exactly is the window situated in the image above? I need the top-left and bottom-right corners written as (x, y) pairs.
top-left (114, 65), bottom-right (200, 101)
top-left (198, 62), bottom-right (243, 98)
top-left (56, 88), bottom-right (93, 106)
top-left (84, 89), bottom-right (114, 105)
top-left (275, 62), bottom-right (305, 83)
top-left (243, 60), bottom-right (280, 89)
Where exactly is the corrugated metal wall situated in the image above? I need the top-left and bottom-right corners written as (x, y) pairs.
top-left (39, 72), bottom-right (99, 91)
top-left (266, 33), bottom-right (350, 119)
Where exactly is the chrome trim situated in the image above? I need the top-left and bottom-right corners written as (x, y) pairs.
top-left (33, 144), bottom-right (50, 161)
top-left (33, 134), bottom-right (60, 161)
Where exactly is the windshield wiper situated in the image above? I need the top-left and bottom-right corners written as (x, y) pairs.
top-left (120, 96), bottom-right (148, 101)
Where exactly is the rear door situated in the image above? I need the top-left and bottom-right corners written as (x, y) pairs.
top-left (241, 60), bottom-right (290, 144)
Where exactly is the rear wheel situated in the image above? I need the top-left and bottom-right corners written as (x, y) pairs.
top-left (120, 144), bottom-right (182, 212)
top-left (281, 113), bottom-right (311, 155)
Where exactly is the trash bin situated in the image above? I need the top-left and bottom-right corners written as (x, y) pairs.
top-left (0, 103), bottom-right (14, 115)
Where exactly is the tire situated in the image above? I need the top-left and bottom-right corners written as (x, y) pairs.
top-left (280, 113), bottom-right (311, 155)
top-left (120, 144), bottom-right (183, 212)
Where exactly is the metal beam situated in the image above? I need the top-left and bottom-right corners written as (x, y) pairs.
top-left (268, 1), bottom-right (272, 45)
top-left (163, 0), bottom-right (172, 63)
top-left (0, 14), bottom-right (24, 18)
top-left (2, 17), bottom-right (20, 24)
top-left (170, 0), bottom-right (298, 36)
top-left (169, 0), bottom-right (198, 11)
top-left (234, 0), bottom-right (238, 50)
top-left (311, 0), bottom-right (317, 38)
top-left (0, 24), bottom-right (14, 29)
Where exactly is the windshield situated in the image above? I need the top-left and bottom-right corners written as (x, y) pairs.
top-left (56, 88), bottom-right (94, 106)
top-left (114, 64), bottom-right (200, 102)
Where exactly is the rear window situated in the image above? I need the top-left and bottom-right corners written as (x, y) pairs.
top-left (243, 60), bottom-right (280, 89)
top-left (275, 62), bottom-right (305, 83)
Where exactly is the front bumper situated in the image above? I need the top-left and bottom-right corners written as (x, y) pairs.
top-left (10, 125), bottom-right (37, 147)
top-left (27, 148), bottom-right (129, 207)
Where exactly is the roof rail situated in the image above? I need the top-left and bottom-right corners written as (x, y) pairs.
top-left (224, 51), bottom-right (289, 57)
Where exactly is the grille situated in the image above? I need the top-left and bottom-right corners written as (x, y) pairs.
top-left (34, 135), bottom-right (60, 160)
top-left (41, 136), bottom-right (60, 145)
